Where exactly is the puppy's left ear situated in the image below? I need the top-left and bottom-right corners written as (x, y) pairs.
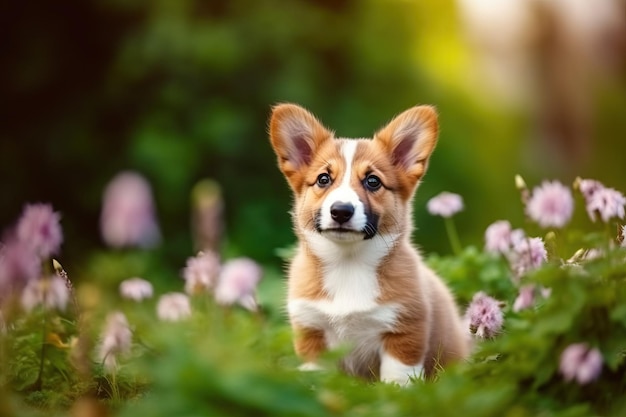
top-left (375, 105), bottom-right (439, 189)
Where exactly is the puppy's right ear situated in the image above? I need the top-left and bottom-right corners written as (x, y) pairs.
top-left (269, 104), bottom-right (332, 191)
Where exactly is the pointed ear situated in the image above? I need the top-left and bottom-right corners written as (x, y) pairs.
top-left (375, 105), bottom-right (439, 188)
top-left (269, 103), bottom-right (332, 188)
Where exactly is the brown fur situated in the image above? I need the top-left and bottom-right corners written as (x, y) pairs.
top-left (269, 103), bottom-right (469, 381)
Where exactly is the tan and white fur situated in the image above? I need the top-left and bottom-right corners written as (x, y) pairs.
top-left (269, 103), bottom-right (469, 384)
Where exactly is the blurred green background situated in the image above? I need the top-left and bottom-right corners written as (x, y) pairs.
top-left (2, 0), bottom-right (625, 269)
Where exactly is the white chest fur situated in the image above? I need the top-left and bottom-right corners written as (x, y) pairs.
top-left (289, 232), bottom-right (400, 371)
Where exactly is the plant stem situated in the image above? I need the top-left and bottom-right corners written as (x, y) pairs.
top-left (444, 217), bottom-right (462, 255)
top-left (34, 305), bottom-right (47, 391)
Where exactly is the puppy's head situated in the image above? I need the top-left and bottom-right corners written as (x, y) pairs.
top-left (269, 103), bottom-right (438, 243)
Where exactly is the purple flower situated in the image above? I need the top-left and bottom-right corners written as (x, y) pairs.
top-left (513, 285), bottom-right (535, 312)
top-left (157, 292), bottom-right (191, 321)
top-left (119, 277), bottom-right (153, 302)
top-left (427, 192), bottom-right (464, 218)
top-left (484, 220), bottom-right (514, 254)
top-left (559, 343), bottom-right (603, 385)
top-left (215, 258), bottom-right (262, 311)
top-left (182, 251), bottom-right (220, 295)
top-left (21, 275), bottom-right (69, 312)
top-left (0, 239), bottom-right (41, 293)
top-left (100, 171), bottom-right (161, 249)
top-left (465, 291), bottom-right (504, 338)
top-left (98, 311), bottom-right (132, 371)
top-left (509, 237), bottom-right (547, 278)
top-left (585, 187), bottom-right (626, 223)
top-left (577, 178), bottom-right (604, 201)
top-left (16, 203), bottom-right (63, 258)
top-left (525, 181), bottom-right (574, 228)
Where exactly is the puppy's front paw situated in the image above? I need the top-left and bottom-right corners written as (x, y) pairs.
top-left (380, 353), bottom-right (424, 386)
top-left (298, 362), bottom-right (323, 372)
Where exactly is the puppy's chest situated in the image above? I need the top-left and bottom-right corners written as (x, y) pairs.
top-left (289, 260), bottom-right (399, 347)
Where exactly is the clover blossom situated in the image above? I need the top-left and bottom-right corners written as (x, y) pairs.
top-left (97, 311), bottom-right (132, 371)
top-left (575, 178), bottom-right (626, 223)
top-left (182, 251), bottom-right (220, 295)
top-left (119, 277), bottom-right (154, 302)
top-left (509, 237), bottom-right (547, 278)
top-left (484, 220), bottom-right (524, 254)
top-left (157, 292), bottom-right (191, 321)
top-left (525, 180), bottom-right (574, 228)
top-left (426, 192), bottom-right (464, 218)
top-left (513, 285), bottom-right (536, 312)
top-left (21, 275), bottom-right (69, 312)
top-left (100, 171), bottom-right (161, 249)
top-left (465, 291), bottom-right (504, 339)
top-left (585, 187), bottom-right (626, 223)
top-left (0, 239), bottom-right (41, 293)
top-left (16, 203), bottom-right (63, 259)
top-left (559, 343), bottom-right (603, 385)
top-left (215, 258), bottom-right (263, 311)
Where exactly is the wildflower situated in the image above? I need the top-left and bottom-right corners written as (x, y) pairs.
top-left (21, 275), bottom-right (69, 312)
top-left (157, 292), bottom-right (191, 321)
top-left (97, 311), bottom-right (132, 371)
top-left (509, 237), bottom-right (547, 278)
top-left (465, 291), bottom-right (504, 338)
top-left (426, 192), bottom-right (464, 218)
top-left (525, 181), bottom-right (574, 228)
top-left (119, 277), bottom-right (153, 302)
top-left (0, 239), bottom-right (41, 293)
top-left (559, 343), bottom-right (603, 385)
top-left (484, 220), bottom-right (513, 254)
top-left (585, 187), bottom-right (626, 223)
top-left (513, 285), bottom-right (535, 312)
top-left (575, 177), bottom-right (604, 201)
top-left (182, 251), bottom-right (220, 295)
top-left (16, 203), bottom-right (63, 258)
top-left (100, 171), bottom-right (161, 248)
top-left (215, 258), bottom-right (263, 311)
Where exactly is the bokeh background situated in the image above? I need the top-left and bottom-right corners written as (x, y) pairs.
top-left (2, 0), bottom-right (625, 272)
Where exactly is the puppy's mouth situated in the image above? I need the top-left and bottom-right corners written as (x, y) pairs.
top-left (321, 228), bottom-right (366, 242)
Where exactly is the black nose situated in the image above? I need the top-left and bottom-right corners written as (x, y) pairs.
top-left (330, 202), bottom-right (355, 224)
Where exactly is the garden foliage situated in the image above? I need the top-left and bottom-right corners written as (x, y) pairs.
top-left (1, 176), bottom-right (625, 417)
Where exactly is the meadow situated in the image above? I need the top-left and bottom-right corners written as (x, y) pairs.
top-left (1, 174), bottom-right (625, 417)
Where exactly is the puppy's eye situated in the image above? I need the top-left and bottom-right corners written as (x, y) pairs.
top-left (364, 174), bottom-right (382, 191)
top-left (316, 173), bottom-right (332, 188)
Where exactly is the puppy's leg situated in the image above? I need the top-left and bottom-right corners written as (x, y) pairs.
top-left (294, 325), bottom-right (326, 371)
top-left (380, 332), bottom-right (426, 385)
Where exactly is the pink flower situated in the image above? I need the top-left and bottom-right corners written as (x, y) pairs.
top-left (119, 277), bottom-right (153, 302)
top-left (577, 178), bottom-right (604, 201)
top-left (100, 171), bottom-right (161, 249)
top-left (484, 220), bottom-right (514, 254)
top-left (98, 311), bottom-right (132, 371)
top-left (182, 251), bottom-right (220, 295)
top-left (559, 343), bottom-right (603, 385)
top-left (465, 291), bottom-right (504, 338)
top-left (509, 237), bottom-right (547, 278)
top-left (585, 187), bottom-right (626, 223)
top-left (0, 238), bottom-right (41, 292)
top-left (214, 258), bottom-right (262, 311)
top-left (525, 181), bottom-right (574, 228)
top-left (426, 192), bottom-right (464, 218)
top-left (513, 285), bottom-right (535, 312)
top-left (157, 292), bottom-right (191, 321)
top-left (16, 203), bottom-right (63, 258)
top-left (21, 275), bottom-right (69, 312)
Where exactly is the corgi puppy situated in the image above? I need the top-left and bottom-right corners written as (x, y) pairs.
top-left (269, 103), bottom-right (469, 384)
